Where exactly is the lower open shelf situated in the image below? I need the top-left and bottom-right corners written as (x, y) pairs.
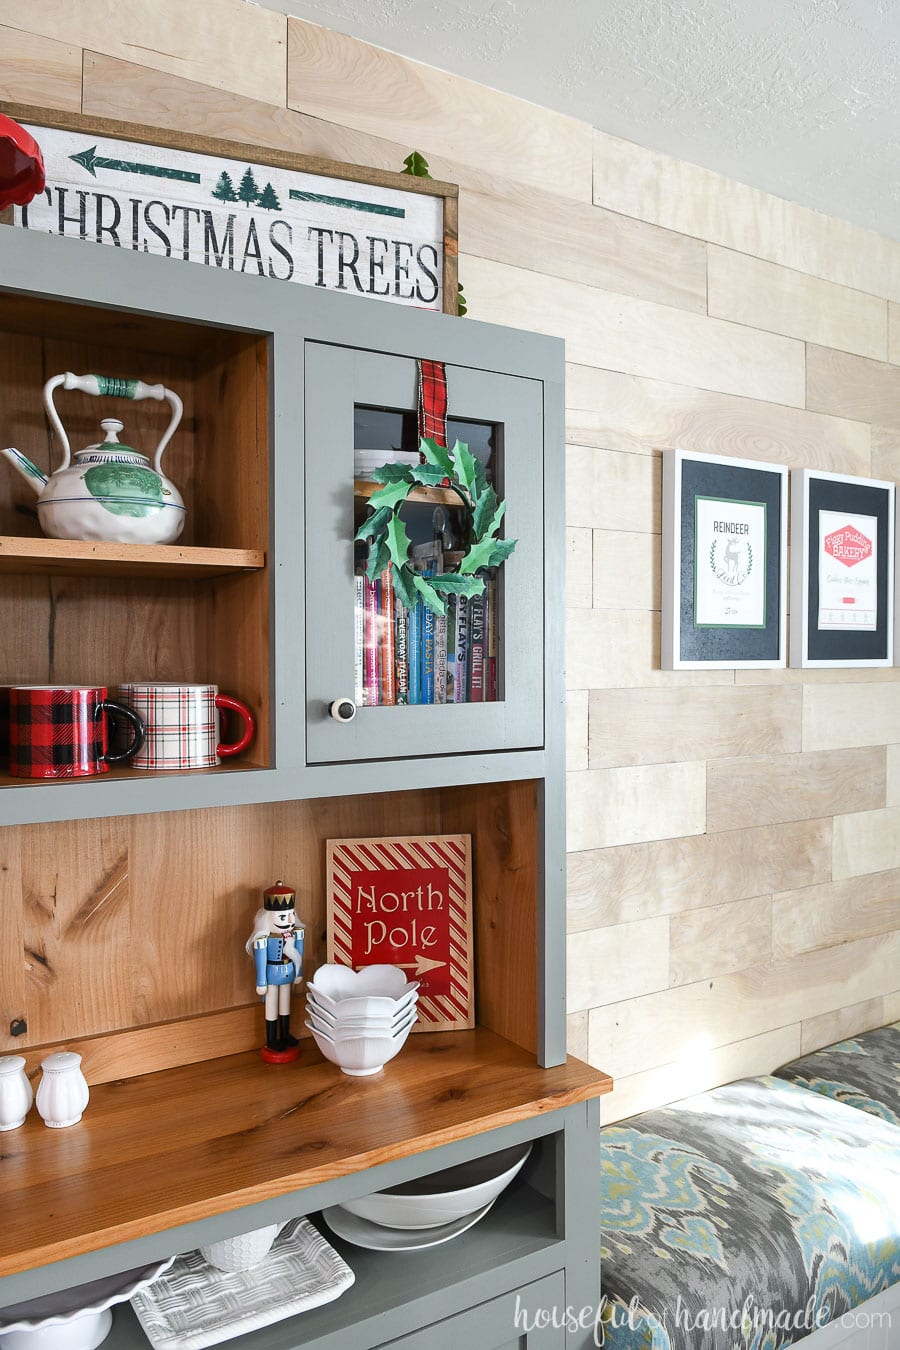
top-left (0, 1029), bottom-right (611, 1280)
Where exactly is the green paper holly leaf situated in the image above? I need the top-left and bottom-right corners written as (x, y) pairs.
top-left (458, 533), bottom-right (517, 574)
top-left (419, 436), bottom-right (454, 480)
top-left (401, 151), bottom-right (431, 178)
top-left (472, 485), bottom-right (500, 541)
top-left (410, 464), bottom-right (450, 487)
top-left (367, 479), bottom-right (417, 513)
top-left (412, 572), bottom-right (447, 617)
top-left (472, 453), bottom-right (488, 499)
top-left (385, 510), bottom-right (413, 571)
top-left (390, 563), bottom-right (418, 611)
top-left (457, 282), bottom-right (467, 317)
top-left (365, 539), bottom-right (390, 582)
top-left (430, 572), bottom-right (486, 598)
top-left (371, 463), bottom-right (415, 484)
top-left (354, 504), bottom-right (392, 542)
top-left (449, 440), bottom-right (479, 504)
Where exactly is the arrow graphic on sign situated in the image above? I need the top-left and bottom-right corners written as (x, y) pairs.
top-left (289, 187), bottom-right (405, 219)
top-left (69, 146), bottom-right (201, 184)
top-left (394, 956), bottom-right (446, 977)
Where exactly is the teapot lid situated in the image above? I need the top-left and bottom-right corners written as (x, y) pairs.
top-left (83, 417), bottom-right (146, 460)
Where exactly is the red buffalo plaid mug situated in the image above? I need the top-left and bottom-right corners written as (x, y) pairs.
top-left (116, 682), bottom-right (255, 770)
top-left (8, 686), bottom-right (145, 779)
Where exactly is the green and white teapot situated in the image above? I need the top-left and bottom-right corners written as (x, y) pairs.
top-left (2, 372), bottom-right (186, 545)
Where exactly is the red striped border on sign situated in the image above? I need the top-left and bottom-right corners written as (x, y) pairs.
top-left (325, 833), bottom-right (474, 1032)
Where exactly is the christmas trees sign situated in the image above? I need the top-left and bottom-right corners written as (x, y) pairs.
top-left (10, 110), bottom-right (458, 313)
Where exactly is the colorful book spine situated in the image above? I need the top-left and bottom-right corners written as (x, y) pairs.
top-left (379, 567), bottom-right (396, 706)
top-left (409, 596), bottom-right (422, 705)
top-left (395, 598), bottom-right (410, 705)
top-left (468, 588), bottom-right (486, 702)
top-left (486, 574), bottom-right (498, 701)
top-left (363, 574), bottom-right (379, 706)
top-left (422, 595), bottom-right (436, 706)
top-left (445, 595), bottom-right (457, 703)
top-left (433, 610), bottom-right (447, 705)
top-left (354, 574), bottom-right (365, 707)
top-left (453, 595), bottom-right (470, 703)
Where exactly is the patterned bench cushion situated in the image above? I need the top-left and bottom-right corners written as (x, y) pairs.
top-left (600, 1075), bottom-right (900, 1349)
top-left (773, 1022), bottom-right (900, 1126)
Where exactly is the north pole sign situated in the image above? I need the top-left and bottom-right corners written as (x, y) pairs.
top-left (1, 104), bottom-right (458, 312)
top-left (326, 834), bottom-right (474, 1031)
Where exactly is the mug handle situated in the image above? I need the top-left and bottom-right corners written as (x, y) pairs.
top-left (215, 694), bottom-right (255, 757)
top-left (99, 700), bottom-right (146, 765)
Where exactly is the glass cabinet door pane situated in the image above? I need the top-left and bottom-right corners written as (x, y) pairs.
top-left (305, 342), bottom-right (544, 764)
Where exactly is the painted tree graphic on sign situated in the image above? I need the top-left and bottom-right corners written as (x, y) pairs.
top-left (211, 170), bottom-right (238, 202)
top-left (238, 166), bottom-right (260, 206)
top-left (258, 182), bottom-right (281, 210)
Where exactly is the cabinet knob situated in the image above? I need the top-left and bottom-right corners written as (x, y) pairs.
top-left (329, 698), bottom-right (357, 724)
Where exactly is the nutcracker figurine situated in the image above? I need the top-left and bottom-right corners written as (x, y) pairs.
top-left (246, 881), bottom-right (305, 1063)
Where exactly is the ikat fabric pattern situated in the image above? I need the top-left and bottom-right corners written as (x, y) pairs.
top-left (599, 1075), bottom-right (900, 1350)
top-left (773, 1022), bottom-right (900, 1126)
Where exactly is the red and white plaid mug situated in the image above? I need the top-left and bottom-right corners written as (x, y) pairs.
top-left (117, 682), bottom-right (255, 770)
top-left (8, 685), bottom-right (145, 779)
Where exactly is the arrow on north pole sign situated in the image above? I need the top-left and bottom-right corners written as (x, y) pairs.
top-left (395, 956), bottom-right (446, 977)
top-left (69, 146), bottom-right (201, 184)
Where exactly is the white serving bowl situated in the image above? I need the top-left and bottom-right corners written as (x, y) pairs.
top-left (306, 1008), bottom-right (417, 1041)
top-left (306, 986), bottom-right (418, 1020)
top-left (199, 1222), bottom-right (283, 1273)
top-left (308, 965), bottom-right (417, 1007)
top-left (305, 1021), bottom-right (412, 1076)
top-left (0, 1259), bottom-right (174, 1350)
top-left (339, 1141), bottom-right (532, 1230)
top-left (305, 993), bottom-right (417, 1029)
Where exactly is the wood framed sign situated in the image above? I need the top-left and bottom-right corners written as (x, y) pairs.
top-left (662, 448), bottom-right (788, 668)
top-left (790, 468), bottom-right (894, 667)
top-left (326, 834), bottom-right (474, 1031)
top-left (0, 102), bottom-right (458, 313)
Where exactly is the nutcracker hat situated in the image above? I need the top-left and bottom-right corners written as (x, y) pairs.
top-left (263, 880), bottom-right (295, 912)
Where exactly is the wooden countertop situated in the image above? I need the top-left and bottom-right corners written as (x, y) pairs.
top-left (0, 1029), bottom-right (612, 1277)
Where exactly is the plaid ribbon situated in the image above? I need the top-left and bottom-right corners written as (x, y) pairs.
top-left (417, 358), bottom-right (448, 447)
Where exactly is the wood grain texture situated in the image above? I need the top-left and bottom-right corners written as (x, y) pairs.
top-left (871, 424), bottom-right (900, 482)
top-left (566, 528), bottom-right (592, 608)
top-left (566, 762), bottom-right (706, 852)
top-left (1, 1), bottom-right (287, 106)
top-left (567, 917), bottom-right (669, 1013)
top-left (669, 895), bottom-right (772, 987)
top-left (566, 1010), bottom-right (588, 1061)
top-left (803, 683), bottom-right (900, 751)
top-left (707, 246), bottom-right (888, 360)
top-left (567, 818), bottom-right (832, 931)
top-left (588, 686), bottom-right (801, 769)
top-left (567, 608), bottom-right (736, 691)
top-left (593, 530), bottom-right (659, 611)
top-left (833, 806), bottom-right (900, 880)
top-left (287, 18), bottom-right (592, 202)
top-left (565, 363), bottom-right (871, 474)
top-left (0, 826), bottom-right (25, 1046)
top-left (773, 871), bottom-right (900, 959)
top-left (463, 256), bottom-right (806, 406)
top-left (800, 998), bottom-right (887, 1055)
top-left (0, 538), bottom-right (264, 577)
top-left (566, 690), bottom-right (588, 772)
top-left (884, 990), bottom-right (900, 1023)
top-left (598, 1024), bottom-right (801, 1124)
top-left (887, 745), bottom-right (900, 805)
top-left (890, 303), bottom-right (900, 364)
top-left (593, 128), bottom-right (900, 302)
top-left (566, 446), bottom-right (659, 534)
top-left (588, 930), bottom-right (900, 1080)
top-left (706, 747), bottom-right (886, 832)
top-left (0, 1028), bottom-right (612, 1277)
top-left (806, 344), bottom-right (900, 429)
top-left (0, 25), bottom-right (81, 110)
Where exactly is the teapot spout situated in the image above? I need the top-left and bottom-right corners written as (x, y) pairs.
top-left (1, 446), bottom-right (48, 495)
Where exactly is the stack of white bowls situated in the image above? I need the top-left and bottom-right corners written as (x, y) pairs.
top-left (305, 964), bottom-right (418, 1076)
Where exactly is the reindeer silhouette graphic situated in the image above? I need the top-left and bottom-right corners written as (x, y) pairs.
top-left (723, 537), bottom-right (743, 579)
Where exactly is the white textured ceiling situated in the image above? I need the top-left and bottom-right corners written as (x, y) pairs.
top-left (260, 0), bottom-right (900, 241)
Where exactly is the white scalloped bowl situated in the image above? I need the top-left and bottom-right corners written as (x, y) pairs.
top-left (0, 1258), bottom-right (175, 1350)
top-left (305, 1006), bottom-right (417, 1040)
top-left (305, 1020), bottom-right (412, 1075)
top-left (307, 966), bottom-right (418, 1016)
top-left (305, 992), bottom-right (418, 1030)
top-left (339, 1142), bottom-right (532, 1229)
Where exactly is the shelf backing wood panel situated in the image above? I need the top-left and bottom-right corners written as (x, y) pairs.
top-left (0, 782), bottom-right (540, 1078)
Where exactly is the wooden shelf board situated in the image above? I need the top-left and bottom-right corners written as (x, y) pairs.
top-left (355, 479), bottom-right (461, 507)
top-left (0, 536), bottom-right (265, 578)
top-left (0, 1028), bottom-right (612, 1278)
top-left (0, 761), bottom-right (271, 790)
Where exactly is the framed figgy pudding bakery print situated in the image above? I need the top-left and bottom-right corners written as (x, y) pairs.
top-left (661, 449), bottom-right (788, 669)
top-left (790, 469), bottom-right (894, 667)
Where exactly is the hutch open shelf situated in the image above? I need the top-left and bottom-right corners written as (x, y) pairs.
top-left (0, 224), bottom-right (611, 1349)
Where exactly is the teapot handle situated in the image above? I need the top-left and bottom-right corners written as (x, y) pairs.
top-left (43, 373), bottom-right (184, 473)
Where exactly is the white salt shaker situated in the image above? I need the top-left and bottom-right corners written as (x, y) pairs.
top-left (0, 1055), bottom-right (33, 1130)
top-left (35, 1051), bottom-right (89, 1128)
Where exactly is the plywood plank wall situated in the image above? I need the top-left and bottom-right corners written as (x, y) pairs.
top-left (1, 6), bottom-right (899, 1121)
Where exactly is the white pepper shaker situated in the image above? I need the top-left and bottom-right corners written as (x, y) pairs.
top-left (35, 1051), bottom-right (89, 1128)
top-left (0, 1055), bottom-right (33, 1130)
